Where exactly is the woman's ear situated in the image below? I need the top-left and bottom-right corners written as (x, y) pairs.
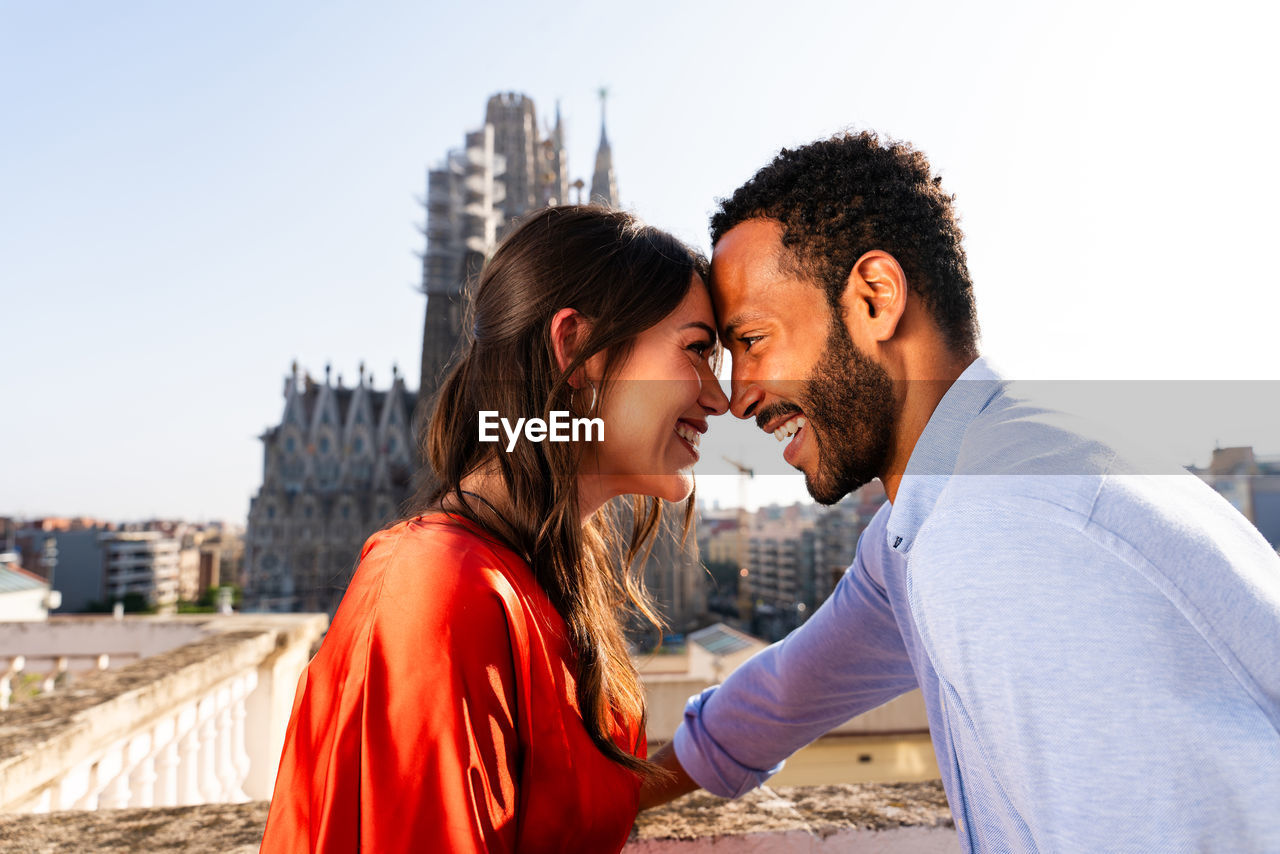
top-left (549, 307), bottom-right (592, 385)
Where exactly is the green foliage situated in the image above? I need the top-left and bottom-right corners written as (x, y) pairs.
top-left (177, 585), bottom-right (245, 613)
top-left (83, 592), bottom-right (155, 614)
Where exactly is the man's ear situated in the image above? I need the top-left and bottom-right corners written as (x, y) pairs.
top-left (549, 307), bottom-right (592, 385)
top-left (842, 251), bottom-right (907, 343)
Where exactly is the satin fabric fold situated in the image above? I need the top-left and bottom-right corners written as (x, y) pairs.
top-left (260, 513), bottom-right (643, 853)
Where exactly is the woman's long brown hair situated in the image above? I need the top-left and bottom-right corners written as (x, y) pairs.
top-left (407, 205), bottom-right (708, 777)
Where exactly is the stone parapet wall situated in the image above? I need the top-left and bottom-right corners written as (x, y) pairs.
top-left (0, 783), bottom-right (957, 852)
top-left (0, 614), bottom-right (326, 812)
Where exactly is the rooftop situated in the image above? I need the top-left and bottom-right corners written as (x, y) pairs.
top-left (0, 561), bottom-right (48, 594)
top-left (689, 622), bottom-right (757, 657)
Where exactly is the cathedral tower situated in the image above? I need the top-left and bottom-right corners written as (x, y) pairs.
top-left (589, 88), bottom-right (619, 208)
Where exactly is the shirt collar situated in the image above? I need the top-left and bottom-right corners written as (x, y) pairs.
top-left (885, 355), bottom-right (1005, 554)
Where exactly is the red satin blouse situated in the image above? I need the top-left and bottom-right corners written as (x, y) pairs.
top-left (259, 513), bottom-right (644, 852)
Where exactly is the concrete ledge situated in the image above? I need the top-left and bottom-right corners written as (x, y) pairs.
top-left (0, 614), bottom-right (327, 810)
top-left (632, 782), bottom-right (956, 852)
top-left (0, 782), bottom-right (956, 852)
top-left (0, 802), bottom-right (270, 853)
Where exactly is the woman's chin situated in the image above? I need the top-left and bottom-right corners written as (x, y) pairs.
top-left (653, 472), bottom-right (695, 504)
top-left (622, 472), bottom-right (694, 504)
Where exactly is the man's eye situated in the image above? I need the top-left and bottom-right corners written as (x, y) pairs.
top-left (740, 336), bottom-right (762, 352)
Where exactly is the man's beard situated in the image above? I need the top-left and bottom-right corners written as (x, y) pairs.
top-left (794, 321), bottom-right (896, 504)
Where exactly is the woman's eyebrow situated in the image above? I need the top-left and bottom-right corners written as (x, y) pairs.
top-left (680, 321), bottom-right (717, 339)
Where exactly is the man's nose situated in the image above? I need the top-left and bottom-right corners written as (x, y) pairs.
top-left (729, 376), bottom-right (763, 421)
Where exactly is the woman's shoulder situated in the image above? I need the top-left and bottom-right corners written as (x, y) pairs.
top-left (364, 512), bottom-right (522, 568)
top-left (315, 514), bottom-right (535, 675)
top-left (347, 512), bottom-right (532, 619)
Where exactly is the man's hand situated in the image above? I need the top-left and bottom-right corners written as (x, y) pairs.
top-left (640, 742), bottom-right (701, 810)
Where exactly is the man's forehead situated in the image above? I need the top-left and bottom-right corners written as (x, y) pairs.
top-left (710, 218), bottom-right (790, 282)
top-left (709, 219), bottom-right (804, 329)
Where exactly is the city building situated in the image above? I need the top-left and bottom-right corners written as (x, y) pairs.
top-left (176, 523), bottom-right (243, 603)
top-left (725, 485), bottom-right (888, 641)
top-left (9, 518), bottom-right (112, 613)
top-left (745, 513), bottom-right (816, 640)
top-left (1191, 446), bottom-right (1280, 549)
top-left (99, 531), bottom-right (180, 608)
top-left (620, 504), bottom-right (707, 642)
top-left (0, 552), bottom-right (58, 621)
top-left (813, 482), bottom-right (888, 600)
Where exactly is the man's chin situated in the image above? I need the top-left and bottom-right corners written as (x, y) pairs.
top-left (802, 470), bottom-right (848, 506)
top-left (802, 464), bottom-right (875, 506)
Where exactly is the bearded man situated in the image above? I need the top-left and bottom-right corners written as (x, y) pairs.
top-left (641, 132), bottom-right (1280, 852)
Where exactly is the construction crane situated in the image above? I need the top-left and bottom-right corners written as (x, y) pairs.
top-left (722, 456), bottom-right (754, 629)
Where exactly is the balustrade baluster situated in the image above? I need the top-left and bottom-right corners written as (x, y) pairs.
top-left (56, 761), bottom-right (93, 810)
top-left (157, 738), bottom-right (181, 807)
top-left (41, 656), bottom-right (68, 694)
top-left (75, 742), bottom-right (124, 810)
top-left (102, 732), bottom-right (151, 810)
top-left (216, 696), bottom-right (238, 801)
top-left (177, 722), bottom-right (202, 806)
top-left (145, 715), bottom-right (179, 807)
top-left (102, 768), bottom-right (132, 810)
top-left (1, 655), bottom-right (24, 710)
top-left (129, 755), bottom-right (158, 808)
top-left (197, 702), bottom-right (222, 803)
top-left (231, 671), bottom-right (256, 796)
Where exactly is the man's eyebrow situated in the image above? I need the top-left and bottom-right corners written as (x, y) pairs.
top-left (721, 311), bottom-right (769, 340)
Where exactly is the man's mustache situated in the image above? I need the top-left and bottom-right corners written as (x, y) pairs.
top-left (754, 401), bottom-right (804, 433)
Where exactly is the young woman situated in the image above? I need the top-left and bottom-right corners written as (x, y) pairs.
top-left (259, 205), bottom-right (728, 852)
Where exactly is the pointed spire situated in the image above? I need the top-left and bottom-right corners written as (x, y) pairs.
top-left (597, 88), bottom-right (609, 146)
top-left (554, 99), bottom-right (565, 148)
top-left (590, 87), bottom-right (618, 208)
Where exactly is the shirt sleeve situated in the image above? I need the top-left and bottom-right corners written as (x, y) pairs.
top-left (673, 503), bottom-right (917, 797)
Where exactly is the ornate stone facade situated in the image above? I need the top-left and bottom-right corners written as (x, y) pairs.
top-left (244, 364), bottom-right (414, 613)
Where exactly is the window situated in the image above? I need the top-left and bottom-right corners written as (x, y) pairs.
top-left (319, 437), bottom-right (330, 454)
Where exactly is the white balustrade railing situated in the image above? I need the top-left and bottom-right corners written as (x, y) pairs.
top-left (0, 614), bottom-right (326, 814)
top-left (1, 653), bottom-right (121, 710)
top-left (26, 670), bottom-right (260, 813)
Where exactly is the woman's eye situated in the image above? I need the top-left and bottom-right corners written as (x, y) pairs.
top-left (688, 340), bottom-right (713, 357)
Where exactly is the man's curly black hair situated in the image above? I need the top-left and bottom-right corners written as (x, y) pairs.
top-left (710, 131), bottom-right (979, 356)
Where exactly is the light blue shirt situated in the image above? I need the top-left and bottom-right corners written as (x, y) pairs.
top-left (675, 357), bottom-right (1280, 852)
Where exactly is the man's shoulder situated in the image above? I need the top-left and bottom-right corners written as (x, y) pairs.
top-left (945, 381), bottom-right (1192, 516)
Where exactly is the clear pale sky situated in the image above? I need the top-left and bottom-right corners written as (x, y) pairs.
top-left (3, 0), bottom-right (1278, 523)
